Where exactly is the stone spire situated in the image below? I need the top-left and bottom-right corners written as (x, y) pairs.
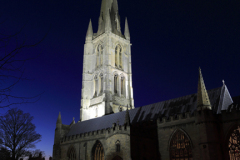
top-left (97, 0), bottom-right (122, 35)
top-left (105, 9), bottom-right (112, 32)
top-left (124, 17), bottom-right (130, 40)
top-left (124, 106), bottom-right (130, 126)
top-left (57, 112), bottom-right (62, 124)
top-left (56, 112), bottom-right (62, 129)
top-left (197, 68), bottom-right (212, 111)
top-left (86, 19), bottom-right (93, 41)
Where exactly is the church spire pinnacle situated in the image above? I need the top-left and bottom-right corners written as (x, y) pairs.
top-left (124, 17), bottom-right (130, 40)
top-left (197, 68), bottom-right (212, 111)
top-left (57, 112), bottom-right (62, 124)
top-left (86, 19), bottom-right (93, 41)
top-left (97, 0), bottom-right (122, 35)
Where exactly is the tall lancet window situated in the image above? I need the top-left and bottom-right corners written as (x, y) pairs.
top-left (97, 45), bottom-right (103, 67)
top-left (99, 73), bottom-right (103, 94)
top-left (114, 74), bottom-right (118, 94)
top-left (115, 45), bottom-right (122, 68)
top-left (121, 76), bottom-right (125, 96)
top-left (229, 126), bottom-right (240, 160)
top-left (170, 130), bottom-right (192, 160)
top-left (94, 76), bottom-right (98, 97)
top-left (92, 141), bottom-right (104, 160)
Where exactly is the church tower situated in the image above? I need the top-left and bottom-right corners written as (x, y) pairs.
top-left (80, 0), bottom-right (134, 121)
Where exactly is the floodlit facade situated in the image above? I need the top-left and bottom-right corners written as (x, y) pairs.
top-left (53, 0), bottom-right (240, 160)
top-left (80, 0), bottom-right (134, 121)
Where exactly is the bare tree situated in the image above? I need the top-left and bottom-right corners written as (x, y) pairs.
top-left (0, 20), bottom-right (48, 108)
top-left (0, 108), bottom-right (41, 160)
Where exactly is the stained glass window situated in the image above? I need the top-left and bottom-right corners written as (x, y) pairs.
top-left (93, 141), bottom-right (104, 160)
top-left (229, 126), bottom-right (240, 160)
top-left (170, 130), bottom-right (193, 160)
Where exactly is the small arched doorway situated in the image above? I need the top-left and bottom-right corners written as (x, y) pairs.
top-left (112, 155), bottom-right (122, 160)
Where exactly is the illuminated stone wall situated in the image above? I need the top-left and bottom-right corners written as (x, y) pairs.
top-left (81, 31), bottom-right (134, 121)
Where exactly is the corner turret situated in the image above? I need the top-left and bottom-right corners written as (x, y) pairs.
top-left (86, 19), bottom-right (93, 42)
top-left (56, 112), bottom-right (62, 129)
top-left (124, 18), bottom-right (130, 40)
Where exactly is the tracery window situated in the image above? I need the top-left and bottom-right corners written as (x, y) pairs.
top-left (116, 140), bottom-right (120, 152)
top-left (170, 130), bottom-right (192, 160)
top-left (115, 45), bottom-right (122, 68)
top-left (229, 126), bottom-right (240, 160)
top-left (93, 141), bottom-right (104, 160)
top-left (97, 45), bottom-right (103, 67)
top-left (67, 146), bottom-right (76, 160)
top-left (114, 74), bottom-right (118, 94)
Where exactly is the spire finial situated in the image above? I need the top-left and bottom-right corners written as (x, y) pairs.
top-left (197, 68), bottom-right (212, 111)
top-left (124, 17), bottom-right (130, 40)
top-left (86, 19), bottom-right (93, 41)
top-left (222, 80), bottom-right (225, 85)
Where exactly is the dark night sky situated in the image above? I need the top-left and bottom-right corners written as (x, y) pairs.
top-left (0, 0), bottom-right (240, 158)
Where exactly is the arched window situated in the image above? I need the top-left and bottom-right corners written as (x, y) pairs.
top-left (99, 73), bottom-right (103, 94)
top-left (97, 45), bottom-right (103, 67)
top-left (92, 141), bottom-right (104, 160)
top-left (170, 130), bottom-right (192, 160)
top-left (114, 74), bottom-right (118, 94)
top-left (115, 45), bottom-right (122, 68)
top-left (121, 76), bottom-right (125, 96)
top-left (229, 126), bottom-right (240, 159)
top-left (67, 146), bottom-right (76, 160)
top-left (116, 140), bottom-right (120, 152)
top-left (119, 47), bottom-right (122, 69)
top-left (94, 76), bottom-right (98, 97)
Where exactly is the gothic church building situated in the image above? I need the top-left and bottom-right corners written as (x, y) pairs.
top-left (53, 0), bottom-right (240, 160)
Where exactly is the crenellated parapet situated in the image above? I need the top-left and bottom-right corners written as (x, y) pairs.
top-left (157, 112), bottom-right (195, 129)
top-left (106, 123), bottom-right (130, 138)
top-left (221, 103), bottom-right (240, 122)
top-left (60, 123), bottom-right (130, 144)
top-left (195, 109), bottom-right (218, 124)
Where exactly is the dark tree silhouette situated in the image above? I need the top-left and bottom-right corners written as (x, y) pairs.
top-left (0, 20), bottom-right (48, 108)
top-left (0, 108), bottom-right (41, 160)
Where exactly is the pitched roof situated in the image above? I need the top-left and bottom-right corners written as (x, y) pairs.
top-left (67, 86), bottom-right (233, 136)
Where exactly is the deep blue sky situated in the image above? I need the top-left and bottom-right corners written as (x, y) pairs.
top-left (0, 0), bottom-right (240, 158)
